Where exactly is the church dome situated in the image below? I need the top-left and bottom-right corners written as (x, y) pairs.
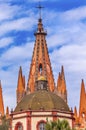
top-left (14, 90), bottom-right (70, 112)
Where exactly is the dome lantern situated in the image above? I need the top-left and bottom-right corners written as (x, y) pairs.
top-left (35, 76), bottom-right (49, 91)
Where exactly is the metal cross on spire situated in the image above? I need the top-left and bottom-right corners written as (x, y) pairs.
top-left (36, 2), bottom-right (44, 19)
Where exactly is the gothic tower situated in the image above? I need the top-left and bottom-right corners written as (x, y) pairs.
top-left (16, 66), bottom-right (26, 104)
top-left (74, 106), bottom-right (77, 119)
top-left (6, 106), bottom-right (10, 119)
top-left (74, 106), bottom-right (79, 125)
top-left (79, 79), bottom-right (86, 123)
top-left (57, 66), bottom-right (67, 102)
top-left (0, 81), bottom-right (4, 116)
top-left (27, 18), bottom-right (55, 93)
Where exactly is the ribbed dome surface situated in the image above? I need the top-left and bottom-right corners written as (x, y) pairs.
top-left (15, 90), bottom-right (70, 112)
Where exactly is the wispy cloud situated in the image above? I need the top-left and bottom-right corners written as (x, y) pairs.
top-left (0, 3), bottom-right (22, 22)
top-left (0, 42), bottom-right (33, 62)
top-left (0, 1), bottom-right (86, 111)
top-left (0, 16), bottom-right (36, 37)
top-left (46, 6), bottom-right (86, 109)
top-left (0, 37), bottom-right (13, 48)
top-left (59, 6), bottom-right (86, 22)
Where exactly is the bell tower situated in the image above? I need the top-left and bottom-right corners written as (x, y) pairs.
top-left (27, 5), bottom-right (55, 93)
top-left (0, 81), bottom-right (4, 116)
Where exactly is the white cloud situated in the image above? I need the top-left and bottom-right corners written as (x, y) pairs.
top-left (0, 41), bottom-right (34, 69)
top-left (50, 44), bottom-right (86, 73)
top-left (43, 6), bottom-right (86, 109)
top-left (60, 6), bottom-right (86, 22)
top-left (0, 3), bottom-right (22, 21)
top-left (0, 37), bottom-right (13, 48)
top-left (0, 2), bottom-right (37, 37)
top-left (0, 17), bottom-right (36, 37)
top-left (0, 3), bottom-right (86, 111)
top-left (1, 42), bottom-right (33, 60)
top-left (49, 43), bottom-right (86, 109)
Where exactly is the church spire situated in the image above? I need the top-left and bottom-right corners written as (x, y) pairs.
top-left (57, 66), bottom-right (67, 102)
top-left (16, 66), bottom-right (25, 104)
top-left (74, 106), bottom-right (77, 119)
top-left (61, 65), bottom-right (67, 94)
top-left (57, 72), bottom-right (61, 92)
top-left (79, 79), bottom-right (86, 117)
top-left (0, 81), bottom-right (4, 116)
top-left (35, 3), bottom-right (45, 34)
top-left (27, 10), bottom-right (55, 93)
top-left (74, 106), bottom-right (80, 125)
top-left (61, 65), bottom-right (65, 80)
top-left (6, 106), bottom-right (10, 119)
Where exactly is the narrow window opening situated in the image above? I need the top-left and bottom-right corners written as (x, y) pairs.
top-left (41, 83), bottom-right (43, 89)
top-left (39, 64), bottom-right (42, 74)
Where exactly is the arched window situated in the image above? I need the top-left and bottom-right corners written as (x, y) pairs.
top-left (17, 125), bottom-right (23, 130)
top-left (38, 122), bottom-right (45, 130)
top-left (15, 122), bottom-right (23, 130)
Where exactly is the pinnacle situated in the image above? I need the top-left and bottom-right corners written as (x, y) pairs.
top-left (79, 79), bottom-right (86, 116)
top-left (74, 106), bottom-right (77, 115)
top-left (6, 106), bottom-right (9, 115)
top-left (59, 72), bottom-right (61, 77)
top-left (81, 79), bottom-right (85, 93)
top-left (0, 81), bottom-right (4, 116)
top-left (61, 65), bottom-right (64, 73)
top-left (0, 80), bottom-right (2, 93)
top-left (19, 66), bottom-right (22, 74)
top-left (6, 106), bottom-right (10, 119)
top-left (0, 80), bottom-right (2, 88)
top-left (57, 72), bottom-right (61, 88)
top-left (17, 66), bottom-right (25, 92)
top-left (57, 66), bottom-right (67, 102)
top-left (81, 79), bottom-right (84, 86)
top-left (61, 65), bottom-right (65, 80)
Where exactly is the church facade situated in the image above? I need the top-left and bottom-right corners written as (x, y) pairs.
top-left (0, 12), bottom-right (85, 130)
top-left (10, 17), bottom-right (74, 130)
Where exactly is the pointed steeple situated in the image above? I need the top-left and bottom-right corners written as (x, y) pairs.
top-left (6, 106), bottom-right (10, 119)
top-left (61, 66), bottom-right (67, 94)
top-left (23, 76), bottom-right (25, 89)
top-left (61, 65), bottom-right (65, 80)
top-left (17, 66), bottom-right (24, 92)
top-left (0, 81), bottom-right (4, 116)
top-left (74, 106), bottom-right (77, 119)
top-left (16, 66), bottom-right (25, 104)
top-left (79, 79), bottom-right (86, 117)
top-left (74, 106), bottom-right (80, 125)
top-left (57, 66), bottom-right (67, 102)
top-left (37, 18), bottom-right (45, 33)
top-left (57, 72), bottom-right (61, 92)
top-left (27, 18), bottom-right (55, 93)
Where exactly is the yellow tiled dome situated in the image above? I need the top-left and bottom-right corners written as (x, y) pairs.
top-left (14, 90), bottom-right (70, 112)
top-left (38, 76), bottom-right (46, 81)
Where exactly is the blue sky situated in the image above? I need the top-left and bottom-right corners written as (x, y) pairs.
top-left (0, 0), bottom-right (86, 113)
